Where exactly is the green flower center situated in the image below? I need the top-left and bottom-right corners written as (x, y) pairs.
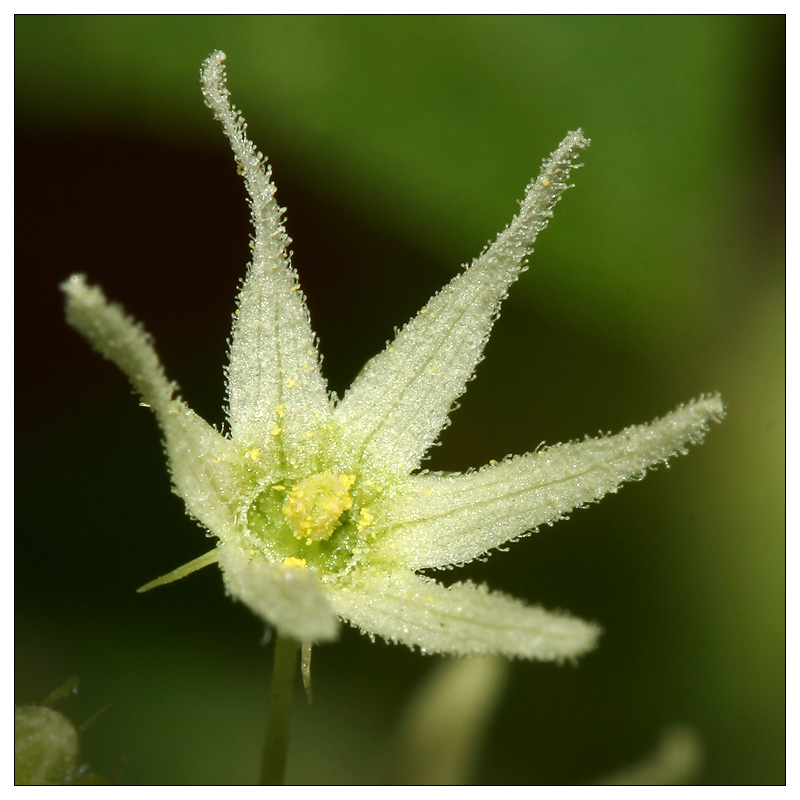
top-left (245, 470), bottom-right (377, 574)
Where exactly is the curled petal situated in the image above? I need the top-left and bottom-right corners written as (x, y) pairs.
top-left (218, 545), bottom-right (339, 642)
top-left (329, 570), bottom-right (599, 660)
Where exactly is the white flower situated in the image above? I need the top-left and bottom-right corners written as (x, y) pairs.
top-left (62, 51), bottom-right (724, 662)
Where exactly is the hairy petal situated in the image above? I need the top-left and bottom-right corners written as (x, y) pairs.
top-left (61, 275), bottom-right (240, 540)
top-left (378, 394), bottom-right (725, 569)
top-left (202, 51), bottom-right (331, 472)
top-left (336, 131), bottom-right (590, 474)
top-left (329, 570), bottom-right (599, 660)
top-left (218, 545), bottom-right (339, 642)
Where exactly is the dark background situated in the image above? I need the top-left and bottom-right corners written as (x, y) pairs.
top-left (16, 16), bottom-right (784, 784)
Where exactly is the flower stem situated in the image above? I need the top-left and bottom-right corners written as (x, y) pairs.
top-left (259, 634), bottom-right (299, 785)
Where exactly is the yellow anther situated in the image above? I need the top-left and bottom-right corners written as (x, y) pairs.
top-left (286, 378), bottom-right (297, 388)
top-left (248, 448), bottom-right (261, 460)
top-left (276, 404), bottom-right (285, 418)
top-left (541, 177), bottom-right (550, 186)
top-left (291, 284), bottom-right (301, 291)
top-left (283, 472), bottom-right (357, 544)
top-left (271, 425), bottom-right (282, 436)
top-left (273, 485), bottom-right (286, 491)
top-left (282, 557), bottom-right (307, 570)
top-left (422, 489), bottom-right (433, 496)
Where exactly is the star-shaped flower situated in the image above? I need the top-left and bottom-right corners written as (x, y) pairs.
top-left (62, 51), bottom-right (723, 663)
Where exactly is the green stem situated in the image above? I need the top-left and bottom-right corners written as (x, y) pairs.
top-left (259, 635), bottom-right (299, 785)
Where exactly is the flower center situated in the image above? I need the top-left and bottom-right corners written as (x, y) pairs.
top-left (282, 471), bottom-right (356, 546)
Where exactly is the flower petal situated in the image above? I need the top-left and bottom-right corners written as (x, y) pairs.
top-left (378, 394), bottom-right (725, 569)
top-left (62, 275), bottom-right (241, 540)
top-left (202, 51), bottom-right (331, 472)
top-left (329, 570), bottom-right (599, 660)
top-left (61, 275), bottom-right (237, 539)
top-left (218, 544), bottom-right (339, 642)
top-left (336, 131), bottom-right (590, 474)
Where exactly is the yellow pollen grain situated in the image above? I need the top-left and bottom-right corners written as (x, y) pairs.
top-left (541, 177), bottom-right (550, 186)
top-left (422, 489), bottom-right (433, 496)
top-left (291, 284), bottom-right (301, 291)
top-left (357, 507), bottom-right (374, 530)
top-left (273, 485), bottom-right (286, 491)
top-left (282, 557), bottom-right (307, 569)
top-left (276, 404), bottom-right (285, 418)
top-left (489, 459), bottom-right (498, 466)
top-left (286, 378), bottom-right (297, 388)
top-left (271, 426), bottom-right (282, 436)
top-left (248, 448), bottom-right (261, 460)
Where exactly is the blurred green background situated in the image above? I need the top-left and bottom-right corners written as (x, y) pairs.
top-left (15, 15), bottom-right (784, 785)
